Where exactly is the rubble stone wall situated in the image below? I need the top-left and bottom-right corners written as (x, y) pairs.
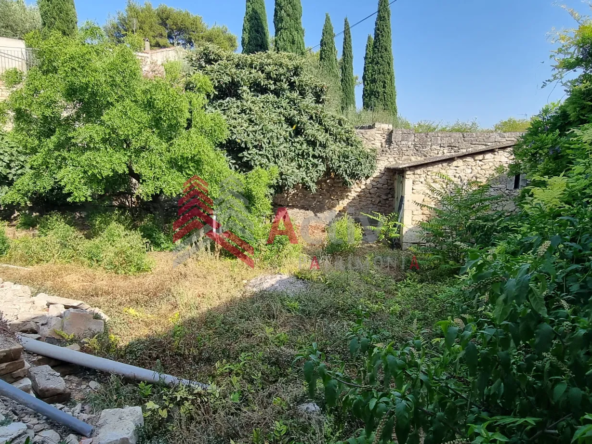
top-left (274, 124), bottom-right (524, 223)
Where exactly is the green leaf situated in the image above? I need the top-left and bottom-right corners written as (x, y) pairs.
top-left (535, 323), bottom-right (554, 354)
top-left (465, 342), bottom-right (478, 376)
top-left (553, 382), bottom-right (567, 403)
top-left (325, 379), bottom-right (338, 407)
top-left (529, 288), bottom-right (547, 317)
top-left (395, 401), bottom-right (410, 444)
top-left (568, 387), bottom-right (583, 409)
top-left (445, 326), bottom-right (459, 349)
top-left (303, 361), bottom-right (316, 397)
top-left (349, 337), bottom-right (360, 357)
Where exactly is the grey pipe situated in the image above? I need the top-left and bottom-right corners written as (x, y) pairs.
top-left (0, 378), bottom-right (94, 437)
top-left (18, 336), bottom-right (208, 389)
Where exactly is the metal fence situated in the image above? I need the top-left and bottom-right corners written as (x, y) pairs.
top-left (0, 47), bottom-right (37, 75)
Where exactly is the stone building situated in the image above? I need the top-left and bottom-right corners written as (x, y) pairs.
top-left (274, 123), bottom-right (525, 247)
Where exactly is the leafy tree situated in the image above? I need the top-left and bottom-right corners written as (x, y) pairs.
top-left (105, 1), bottom-right (237, 51)
top-left (38, 0), bottom-right (77, 37)
top-left (362, 34), bottom-right (373, 110)
top-left (188, 45), bottom-right (376, 191)
top-left (273, 0), bottom-right (305, 55)
top-left (340, 18), bottom-right (355, 112)
top-left (0, 28), bottom-right (232, 205)
top-left (241, 0), bottom-right (269, 54)
top-left (319, 13), bottom-right (339, 81)
top-left (364, 0), bottom-right (397, 116)
top-left (0, 0), bottom-right (41, 39)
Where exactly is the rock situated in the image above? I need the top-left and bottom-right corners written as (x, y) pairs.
top-left (297, 402), bottom-right (321, 414)
top-left (33, 429), bottom-right (61, 444)
top-left (66, 343), bottom-right (81, 351)
top-left (0, 422), bottom-right (28, 443)
top-left (80, 439), bottom-right (93, 444)
top-left (245, 274), bottom-right (308, 296)
top-left (9, 361), bottom-right (30, 380)
top-left (0, 358), bottom-right (25, 376)
top-left (52, 364), bottom-right (81, 377)
top-left (19, 333), bottom-right (41, 340)
top-left (64, 435), bottom-right (79, 444)
top-left (33, 294), bottom-right (90, 310)
top-left (12, 378), bottom-right (32, 392)
top-left (29, 356), bottom-right (63, 368)
top-left (39, 392), bottom-right (71, 404)
top-left (33, 424), bottom-right (48, 433)
top-left (29, 365), bottom-right (66, 398)
top-left (0, 336), bottom-right (23, 364)
top-left (47, 304), bottom-right (65, 317)
top-left (0, 413), bottom-right (4, 422)
top-left (62, 309), bottom-right (104, 339)
top-left (88, 381), bottom-right (101, 391)
top-left (94, 407), bottom-right (144, 444)
top-left (37, 317), bottom-right (63, 339)
top-left (7, 320), bottom-right (38, 334)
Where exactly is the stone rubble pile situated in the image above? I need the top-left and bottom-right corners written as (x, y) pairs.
top-left (0, 281), bottom-right (145, 444)
top-left (0, 280), bottom-right (108, 340)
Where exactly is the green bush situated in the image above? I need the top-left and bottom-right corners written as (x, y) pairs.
top-left (0, 226), bottom-right (10, 256)
top-left (87, 209), bottom-right (134, 238)
top-left (362, 211), bottom-right (401, 248)
top-left (325, 214), bottom-right (363, 255)
top-left (494, 117), bottom-right (531, 132)
top-left (7, 215), bottom-right (152, 274)
top-left (139, 215), bottom-right (174, 252)
top-left (82, 222), bottom-right (152, 274)
top-left (16, 211), bottom-right (40, 230)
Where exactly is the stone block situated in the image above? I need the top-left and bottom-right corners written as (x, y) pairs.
top-left (29, 365), bottom-right (66, 398)
top-left (94, 407), bottom-right (144, 444)
top-left (33, 294), bottom-right (90, 310)
top-left (9, 360), bottom-right (30, 379)
top-left (62, 309), bottom-right (105, 339)
top-left (0, 423), bottom-right (28, 444)
top-left (33, 429), bottom-right (61, 444)
top-left (38, 316), bottom-right (63, 339)
top-left (0, 336), bottom-right (22, 364)
top-left (0, 358), bottom-right (25, 376)
top-left (47, 304), bottom-right (65, 317)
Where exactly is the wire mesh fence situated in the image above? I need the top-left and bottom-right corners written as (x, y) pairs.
top-left (0, 47), bottom-right (37, 75)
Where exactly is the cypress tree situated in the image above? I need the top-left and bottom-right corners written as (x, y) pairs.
top-left (38, 0), bottom-right (77, 37)
top-left (340, 17), bottom-right (355, 112)
top-left (362, 35), bottom-right (374, 110)
top-left (242, 0), bottom-right (269, 54)
top-left (319, 13), bottom-right (339, 80)
top-left (273, 0), bottom-right (305, 55)
top-left (365, 0), bottom-right (397, 116)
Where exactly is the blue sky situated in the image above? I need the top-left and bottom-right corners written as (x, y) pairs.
top-left (75, 0), bottom-right (584, 128)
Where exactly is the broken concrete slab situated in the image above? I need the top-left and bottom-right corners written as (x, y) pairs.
top-left (62, 309), bottom-right (104, 339)
top-left (29, 365), bottom-right (67, 398)
top-left (0, 422), bottom-right (28, 444)
top-left (94, 406), bottom-right (144, 444)
top-left (33, 429), bottom-right (61, 444)
top-left (33, 294), bottom-right (90, 310)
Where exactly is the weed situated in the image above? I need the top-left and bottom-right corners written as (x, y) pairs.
top-left (325, 214), bottom-right (363, 254)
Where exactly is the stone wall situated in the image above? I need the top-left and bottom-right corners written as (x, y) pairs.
top-left (400, 147), bottom-right (519, 245)
top-left (274, 124), bottom-right (524, 223)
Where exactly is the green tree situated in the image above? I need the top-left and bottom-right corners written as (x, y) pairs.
top-left (188, 45), bottom-right (376, 191)
top-left (362, 34), bottom-right (373, 110)
top-left (37, 0), bottom-right (77, 37)
top-left (319, 13), bottom-right (339, 81)
top-left (105, 1), bottom-right (237, 51)
top-left (241, 0), bottom-right (269, 54)
top-left (364, 0), bottom-right (397, 116)
top-left (0, 28), bottom-right (232, 205)
top-left (273, 0), bottom-right (305, 55)
top-left (494, 117), bottom-right (531, 132)
top-left (340, 17), bottom-right (355, 112)
top-left (0, 0), bottom-right (41, 39)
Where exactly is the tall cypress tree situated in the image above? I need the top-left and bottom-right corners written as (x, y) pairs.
top-left (38, 0), bottom-right (77, 37)
top-left (365, 0), bottom-right (397, 116)
top-left (273, 0), bottom-right (305, 54)
top-left (340, 17), bottom-right (355, 112)
top-left (362, 34), bottom-right (374, 110)
top-left (319, 13), bottom-right (339, 80)
top-left (242, 0), bottom-right (269, 54)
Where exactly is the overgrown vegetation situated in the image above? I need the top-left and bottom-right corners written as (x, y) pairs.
top-left (0, 0), bottom-right (41, 39)
top-left (301, 9), bottom-right (592, 443)
top-left (188, 44), bottom-right (377, 192)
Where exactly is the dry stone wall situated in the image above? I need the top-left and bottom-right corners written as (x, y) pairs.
top-left (274, 124), bottom-right (524, 223)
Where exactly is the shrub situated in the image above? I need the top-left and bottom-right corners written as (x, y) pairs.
top-left (494, 117), bottom-right (531, 132)
top-left (362, 211), bottom-right (401, 248)
top-left (82, 222), bottom-right (152, 274)
top-left (16, 211), bottom-right (39, 230)
top-left (325, 214), bottom-right (363, 254)
top-left (139, 215), bottom-right (174, 252)
top-left (87, 209), bottom-right (134, 238)
top-left (0, 226), bottom-right (10, 256)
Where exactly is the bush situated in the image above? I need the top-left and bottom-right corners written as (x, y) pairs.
top-left (87, 209), bottom-right (134, 238)
top-left (362, 211), bottom-right (401, 248)
top-left (325, 214), bottom-right (363, 254)
top-left (0, 226), bottom-right (10, 256)
top-left (7, 215), bottom-right (152, 274)
top-left (494, 117), bottom-right (531, 132)
top-left (16, 211), bottom-right (39, 229)
top-left (82, 222), bottom-right (152, 274)
top-left (139, 214), bottom-right (174, 252)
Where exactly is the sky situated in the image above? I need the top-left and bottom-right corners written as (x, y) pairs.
top-left (75, 0), bottom-right (586, 128)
